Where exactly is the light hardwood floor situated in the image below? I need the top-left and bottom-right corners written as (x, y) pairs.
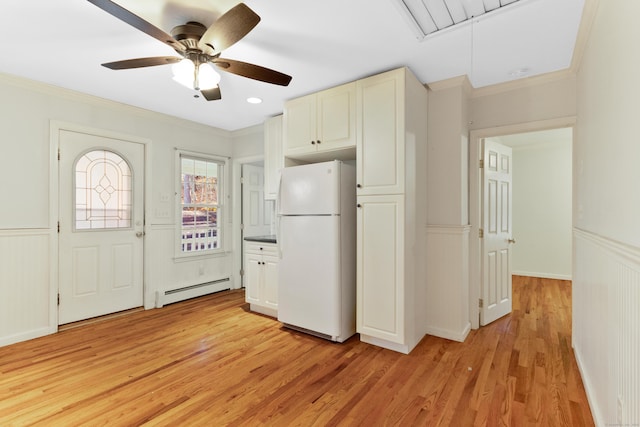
top-left (0, 276), bottom-right (593, 426)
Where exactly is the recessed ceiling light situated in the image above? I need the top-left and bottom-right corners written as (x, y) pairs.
top-left (247, 97), bottom-right (262, 104)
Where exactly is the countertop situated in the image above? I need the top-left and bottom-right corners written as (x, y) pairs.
top-left (244, 235), bottom-right (277, 244)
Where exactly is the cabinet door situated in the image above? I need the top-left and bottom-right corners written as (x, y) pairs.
top-left (317, 82), bottom-right (356, 152)
top-left (356, 69), bottom-right (405, 196)
top-left (264, 115), bottom-right (283, 200)
top-left (263, 254), bottom-right (279, 310)
top-left (357, 194), bottom-right (405, 344)
top-left (245, 252), bottom-right (262, 304)
top-left (283, 93), bottom-right (317, 157)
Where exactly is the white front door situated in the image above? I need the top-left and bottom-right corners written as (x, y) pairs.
top-left (58, 130), bottom-right (145, 324)
top-left (480, 139), bottom-right (514, 326)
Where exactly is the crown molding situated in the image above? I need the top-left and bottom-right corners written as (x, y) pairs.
top-left (0, 72), bottom-right (232, 138)
top-left (230, 123), bottom-right (263, 138)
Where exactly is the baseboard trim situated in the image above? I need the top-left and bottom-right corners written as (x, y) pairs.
top-left (512, 271), bottom-right (572, 281)
top-left (573, 344), bottom-right (603, 427)
top-left (0, 326), bottom-right (56, 348)
top-left (426, 322), bottom-right (471, 343)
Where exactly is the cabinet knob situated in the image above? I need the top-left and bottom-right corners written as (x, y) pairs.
top-left (311, 140), bottom-right (316, 145)
top-left (356, 184), bottom-right (362, 189)
top-left (357, 204), bottom-right (362, 208)
top-left (317, 140), bottom-right (321, 144)
top-left (259, 247), bottom-right (263, 250)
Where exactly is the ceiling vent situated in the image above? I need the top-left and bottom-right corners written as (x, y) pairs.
top-left (390, 0), bottom-right (522, 40)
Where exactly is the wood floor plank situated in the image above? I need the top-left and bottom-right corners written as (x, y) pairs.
top-left (0, 279), bottom-right (594, 426)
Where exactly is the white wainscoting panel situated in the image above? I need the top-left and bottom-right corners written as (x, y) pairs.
top-left (573, 229), bottom-right (639, 426)
top-left (425, 225), bottom-right (471, 342)
top-left (0, 229), bottom-right (56, 347)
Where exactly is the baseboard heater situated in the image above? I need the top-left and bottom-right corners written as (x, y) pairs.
top-left (157, 278), bottom-right (230, 307)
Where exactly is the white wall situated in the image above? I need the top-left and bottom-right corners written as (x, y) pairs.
top-left (425, 79), bottom-right (472, 341)
top-left (0, 74), bottom-right (235, 346)
top-left (496, 130), bottom-right (573, 280)
top-left (573, 1), bottom-right (640, 425)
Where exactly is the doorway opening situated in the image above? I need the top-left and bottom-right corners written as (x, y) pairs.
top-left (231, 155), bottom-right (276, 289)
top-left (469, 117), bottom-right (575, 329)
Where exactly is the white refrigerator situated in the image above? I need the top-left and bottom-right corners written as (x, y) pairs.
top-left (277, 160), bottom-right (356, 342)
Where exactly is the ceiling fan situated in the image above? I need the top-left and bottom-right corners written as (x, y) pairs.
top-left (87, 0), bottom-right (292, 101)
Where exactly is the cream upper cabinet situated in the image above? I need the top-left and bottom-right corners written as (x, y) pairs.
top-left (283, 82), bottom-right (356, 160)
top-left (355, 67), bottom-right (429, 354)
top-left (356, 70), bottom-right (405, 196)
top-left (264, 115), bottom-right (283, 201)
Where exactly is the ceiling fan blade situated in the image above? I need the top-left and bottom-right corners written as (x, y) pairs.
top-left (102, 56), bottom-right (182, 70)
top-left (198, 3), bottom-right (260, 55)
top-left (87, 0), bottom-right (184, 52)
top-left (201, 87), bottom-right (222, 101)
top-left (213, 58), bottom-right (292, 86)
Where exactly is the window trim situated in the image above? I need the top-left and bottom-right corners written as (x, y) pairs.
top-left (174, 149), bottom-right (229, 259)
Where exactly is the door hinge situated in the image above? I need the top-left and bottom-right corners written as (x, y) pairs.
top-left (479, 298), bottom-right (483, 308)
top-left (57, 148), bottom-right (61, 161)
top-left (57, 294), bottom-right (60, 306)
top-left (479, 228), bottom-right (484, 238)
top-left (479, 159), bottom-right (484, 168)
top-left (240, 269), bottom-right (244, 277)
top-left (57, 221), bottom-right (60, 233)
top-left (240, 224), bottom-right (244, 230)
top-left (240, 177), bottom-right (244, 184)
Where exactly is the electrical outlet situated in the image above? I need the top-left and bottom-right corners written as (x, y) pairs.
top-left (617, 395), bottom-right (624, 424)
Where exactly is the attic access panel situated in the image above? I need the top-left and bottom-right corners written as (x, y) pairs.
top-left (391, 0), bottom-right (521, 40)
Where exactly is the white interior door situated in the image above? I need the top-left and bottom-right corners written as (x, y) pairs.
top-left (242, 164), bottom-right (272, 238)
top-left (480, 139), bottom-right (514, 325)
top-left (242, 164), bottom-right (272, 287)
top-left (58, 130), bottom-right (144, 324)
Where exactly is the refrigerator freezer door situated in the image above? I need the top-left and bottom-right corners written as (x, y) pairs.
top-left (278, 215), bottom-right (341, 337)
top-left (279, 161), bottom-right (341, 215)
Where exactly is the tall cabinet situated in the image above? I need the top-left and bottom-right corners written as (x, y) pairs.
top-left (356, 67), bottom-right (428, 354)
top-left (264, 115), bottom-right (283, 201)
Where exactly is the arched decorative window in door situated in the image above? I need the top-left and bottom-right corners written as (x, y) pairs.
top-left (74, 150), bottom-right (132, 230)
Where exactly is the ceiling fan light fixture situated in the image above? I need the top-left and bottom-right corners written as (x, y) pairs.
top-left (172, 59), bottom-right (221, 90)
top-left (197, 63), bottom-right (221, 90)
top-left (172, 59), bottom-right (195, 88)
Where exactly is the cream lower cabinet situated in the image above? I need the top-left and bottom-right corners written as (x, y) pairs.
top-left (356, 67), bottom-right (428, 354)
top-left (357, 195), bottom-right (405, 345)
top-left (245, 242), bottom-right (279, 317)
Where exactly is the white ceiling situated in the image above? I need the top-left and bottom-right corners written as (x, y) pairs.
top-left (0, 0), bottom-right (585, 131)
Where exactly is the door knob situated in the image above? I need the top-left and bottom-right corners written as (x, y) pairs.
top-left (508, 238), bottom-right (516, 244)
top-left (136, 231), bottom-right (145, 238)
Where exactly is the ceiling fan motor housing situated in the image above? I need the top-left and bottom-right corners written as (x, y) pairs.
top-left (171, 22), bottom-right (209, 50)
